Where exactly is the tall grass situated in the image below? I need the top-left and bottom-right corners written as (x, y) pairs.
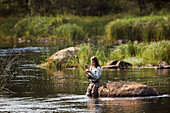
top-left (0, 55), bottom-right (19, 94)
top-left (57, 43), bottom-right (112, 68)
top-left (0, 14), bottom-right (128, 43)
top-left (112, 40), bottom-right (170, 66)
top-left (106, 15), bottom-right (170, 46)
top-left (0, 17), bottom-right (18, 40)
top-left (77, 43), bottom-right (111, 66)
top-left (54, 24), bottom-right (85, 44)
top-left (14, 16), bottom-right (69, 41)
top-left (43, 40), bottom-right (169, 68)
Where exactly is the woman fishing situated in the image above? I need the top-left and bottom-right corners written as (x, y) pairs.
top-left (85, 56), bottom-right (101, 97)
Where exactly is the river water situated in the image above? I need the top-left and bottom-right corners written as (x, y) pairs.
top-left (0, 46), bottom-right (170, 113)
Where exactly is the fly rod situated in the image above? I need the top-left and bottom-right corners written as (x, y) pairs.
top-left (38, 17), bottom-right (86, 71)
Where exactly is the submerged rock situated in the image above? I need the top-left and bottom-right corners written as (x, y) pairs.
top-left (98, 82), bottom-right (159, 97)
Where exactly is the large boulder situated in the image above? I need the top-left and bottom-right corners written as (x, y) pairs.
top-left (48, 47), bottom-right (80, 62)
top-left (40, 47), bottom-right (80, 67)
top-left (98, 82), bottom-right (159, 97)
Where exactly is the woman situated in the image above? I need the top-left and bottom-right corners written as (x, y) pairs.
top-left (85, 56), bottom-right (101, 97)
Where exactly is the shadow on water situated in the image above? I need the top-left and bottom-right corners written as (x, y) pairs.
top-left (0, 46), bottom-right (170, 113)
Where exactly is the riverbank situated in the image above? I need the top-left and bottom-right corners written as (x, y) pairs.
top-left (0, 14), bottom-right (170, 46)
top-left (41, 40), bottom-right (170, 68)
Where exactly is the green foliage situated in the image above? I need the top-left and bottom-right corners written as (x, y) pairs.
top-left (0, 17), bottom-right (18, 40)
top-left (106, 15), bottom-right (170, 46)
top-left (66, 15), bottom-right (117, 37)
top-left (14, 16), bottom-right (68, 40)
top-left (42, 40), bottom-right (169, 68)
top-left (0, 15), bottom-right (117, 42)
top-left (77, 43), bottom-right (111, 66)
top-left (112, 40), bottom-right (170, 66)
top-left (1, 0), bottom-right (170, 17)
top-left (54, 24), bottom-right (85, 44)
top-left (62, 43), bottom-right (112, 67)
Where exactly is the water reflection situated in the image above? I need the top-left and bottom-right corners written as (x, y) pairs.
top-left (87, 96), bottom-right (170, 113)
top-left (87, 98), bottom-right (102, 113)
top-left (157, 69), bottom-right (170, 75)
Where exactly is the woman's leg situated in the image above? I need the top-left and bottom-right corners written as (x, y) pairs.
top-left (86, 83), bottom-right (94, 96)
top-left (91, 82), bottom-right (100, 97)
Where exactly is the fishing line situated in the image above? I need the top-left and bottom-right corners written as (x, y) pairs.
top-left (38, 16), bottom-right (86, 70)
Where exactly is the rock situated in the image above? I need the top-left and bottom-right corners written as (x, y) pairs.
top-left (40, 47), bottom-right (80, 68)
top-left (98, 82), bottom-right (159, 97)
top-left (157, 61), bottom-right (170, 69)
top-left (39, 37), bottom-right (50, 43)
top-left (107, 60), bottom-right (118, 65)
top-left (102, 60), bottom-right (132, 69)
top-left (117, 39), bottom-right (123, 45)
top-left (114, 39), bottom-right (123, 45)
top-left (18, 38), bottom-right (32, 43)
top-left (48, 47), bottom-right (80, 62)
top-left (18, 38), bottom-right (26, 43)
top-left (148, 64), bottom-right (153, 67)
top-left (26, 39), bottom-right (32, 43)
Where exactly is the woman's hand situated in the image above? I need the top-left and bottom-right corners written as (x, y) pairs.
top-left (84, 69), bottom-right (91, 74)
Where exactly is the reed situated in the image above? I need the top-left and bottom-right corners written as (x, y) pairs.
top-left (0, 56), bottom-right (19, 94)
top-left (106, 15), bottom-right (170, 46)
top-left (112, 40), bottom-right (170, 66)
top-left (0, 14), bottom-right (127, 43)
top-left (65, 42), bottom-right (113, 67)
top-left (0, 17), bottom-right (18, 40)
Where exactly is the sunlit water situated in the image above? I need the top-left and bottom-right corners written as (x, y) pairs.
top-left (0, 47), bottom-right (170, 113)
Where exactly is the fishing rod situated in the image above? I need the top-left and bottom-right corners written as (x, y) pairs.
top-left (38, 17), bottom-right (86, 71)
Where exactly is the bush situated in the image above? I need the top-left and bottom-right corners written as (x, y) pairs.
top-left (112, 40), bottom-right (170, 66)
top-left (54, 24), bottom-right (85, 45)
top-left (105, 15), bottom-right (170, 46)
top-left (0, 17), bottom-right (18, 40)
top-left (77, 43), bottom-right (111, 66)
top-left (14, 16), bottom-right (68, 41)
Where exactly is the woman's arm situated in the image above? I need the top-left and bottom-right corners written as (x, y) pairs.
top-left (89, 67), bottom-right (101, 79)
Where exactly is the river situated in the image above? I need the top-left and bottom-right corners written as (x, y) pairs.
top-left (0, 46), bottom-right (170, 113)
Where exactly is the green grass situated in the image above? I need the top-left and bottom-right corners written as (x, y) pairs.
top-left (0, 14), bottom-right (129, 43)
top-left (45, 40), bottom-right (170, 68)
top-left (62, 43), bottom-right (112, 68)
top-left (106, 15), bottom-right (170, 46)
top-left (111, 40), bottom-right (170, 66)
top-left (1, 14), bottom-right (170, 46)
top-left (0, 17), bottom-right (18, 40)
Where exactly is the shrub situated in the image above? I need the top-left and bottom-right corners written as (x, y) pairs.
top-left (0, 17), bottom-right (18, 40)
top-left (14, 16), bottom-right (68, 41)
top-left (111, 40), bottom-right (170, 66)
top-left (54, 24), bottom-right (85, 45)
top-left (105, 15), bottom-right (170, 46)
top-left (77, 43), bottom-right (111, 66)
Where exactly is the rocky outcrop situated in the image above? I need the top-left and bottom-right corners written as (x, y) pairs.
top-left (40, 47), bottom-right (80, 67)
top-left (98, 82), bottom-right (159, 97)
top-left (157, 61), bottom-right (170, 69)
top-left (102, 60), bottom-right (132, 69)
top-left (48, 47), bottom-right (80, 62)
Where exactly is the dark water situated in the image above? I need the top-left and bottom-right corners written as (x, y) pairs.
top-left (0, 47), bottom-right (170, 113)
